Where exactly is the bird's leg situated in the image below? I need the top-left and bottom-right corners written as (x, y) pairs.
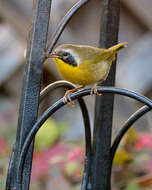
top-left (90, 84), bottom-right (102, 96)
top-left (63, 85), bottom-right (84, 105)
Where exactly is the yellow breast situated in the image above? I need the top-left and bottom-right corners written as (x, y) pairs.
top-left (54, 58), bottom-right (112, 86)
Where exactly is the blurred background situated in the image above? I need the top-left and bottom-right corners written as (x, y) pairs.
top-left (0, 0), bottom-right (152, 189)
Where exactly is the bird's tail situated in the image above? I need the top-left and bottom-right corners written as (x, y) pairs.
top-left (108, 42), bottom-right (127, 53)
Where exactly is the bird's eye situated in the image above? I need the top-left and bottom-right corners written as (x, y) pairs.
top-left (63, 52), bottom-right (69, 57)
top-left (60, 51), bottom-right (77, 67)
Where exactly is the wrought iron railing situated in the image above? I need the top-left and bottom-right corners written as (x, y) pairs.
top-left (5, 0), bottom-right (152, 190)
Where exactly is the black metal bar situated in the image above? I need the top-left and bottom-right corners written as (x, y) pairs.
top-left (6, 0), bottom-right (52, 189)
top-left (111, 105), bottom-right (151, 162)
top-left (17, 87), bottom-right (152, 190)
top-left (78, 97), bottom-right (92, 190)
top-left (46, 0), bottom-right (89, 54)
top-left (93, 0), bottom-right (120, 189)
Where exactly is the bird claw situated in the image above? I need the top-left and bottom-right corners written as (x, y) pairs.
top-left (63, 90), bottom-right (75, 106)
top-left (90, 86), bottom-right (102, 96)
top-left (62, 86), bottom-right (84, 106)
top-left (63, 95), bottom-right (74, 106)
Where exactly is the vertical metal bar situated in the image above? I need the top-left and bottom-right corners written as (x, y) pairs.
top-left (92, 0), bottom-right (120, 190)
top-left (7, 0), bottom-right (51, 189)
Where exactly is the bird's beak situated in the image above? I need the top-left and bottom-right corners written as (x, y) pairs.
top-left (47, 53), bottom-right (60, 59)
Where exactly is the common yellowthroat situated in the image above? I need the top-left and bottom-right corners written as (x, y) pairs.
top-left (47, 42), bottom-right (127, 102)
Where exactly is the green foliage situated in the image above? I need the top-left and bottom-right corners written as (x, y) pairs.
top-left (0, 176), bottom-right (5, 189)
top-left (64, 161), bottom-right (83, 177)
top-left (125, 182), bottom-right (141, 190)
top-left (113, 150), bottom-right (131, 165)
top-left (34, 118), bottom-right (67, 151)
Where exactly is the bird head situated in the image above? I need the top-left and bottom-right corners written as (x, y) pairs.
top-left (49, 44), bottom-right (78, 67)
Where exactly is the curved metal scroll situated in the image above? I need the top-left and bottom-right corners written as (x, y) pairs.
top-left (17, 80), bottom-right (91, 190)
top-left (111, 105), bottom-right (151, 162)
top-left (46, 0), bottom-right (89, 54)
top-left (17, 86), bottom-right (152, 190)
top-left (40, 80), bottom-right (92, 190)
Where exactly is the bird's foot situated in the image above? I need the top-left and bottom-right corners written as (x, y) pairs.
top-left (63, 86), bottom-right (84, 106)
top-left (63, 94), bottom-right (74, 106)
top-left (90, 85), bottom-right (102, 96)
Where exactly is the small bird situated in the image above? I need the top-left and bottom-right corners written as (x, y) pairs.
top-left (46, 42), bottom-right (127, 103)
